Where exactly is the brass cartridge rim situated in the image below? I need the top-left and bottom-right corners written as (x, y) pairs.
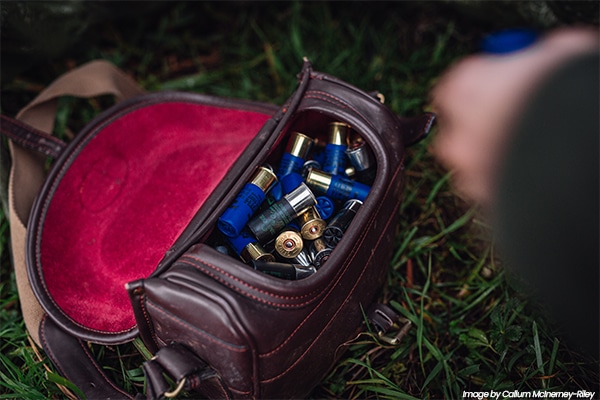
top-left (275, 230), bottom-right (304, 258)
top-left (250, 166), bottom-right (278, 193)
top-left (328, 122), bottom-right (350, 146)
top-left (301, 219), bottom-right (327, 240)
top-left (299, 207), bottom-right (327, 240)
top-left (305, 169), bottom-right (332, 195)
top-left (242, 243), bottom-right (275, 263)
top-left (286, 132), bottom-right (314, 158)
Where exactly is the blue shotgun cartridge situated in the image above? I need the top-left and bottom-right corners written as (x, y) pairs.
top-left (278, 132), bottom-right (313, 178)
top-left (323, 199), bottom-right (362, 248)
top-left (323, 122), bottom-right (350, 175)
top-left (225, 230), bottom-right (275, 263)
top-left (218, 166), bottom-right (278, 238)
top-left (315, 196), bottom-right (335, 220)
top-left (305, 169), bottom-right (370, 202)
top-left (247, 183), bottom-right (316, 244)
top-left (280, 172), bottom-right (304, 195)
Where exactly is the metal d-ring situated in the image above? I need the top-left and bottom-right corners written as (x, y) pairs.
top-left (377, 319), bottom-right (413, 345)
top-left (164, 378), bottom-right (186, 398)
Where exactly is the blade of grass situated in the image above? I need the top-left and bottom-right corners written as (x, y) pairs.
top-left (392, 225), bottom-right (419, 267)
top-left (46, 371), bottom-right (85, 399)
top-left (426, 171), bottom-right (451, 205)
top-left (417, 255), bottom-right (432, 373)
top-left (418, 207), bottom-right (476, 248)
top-left (547, 338), bottom-right (560, 387)
top-left (344, 358), bottom-right (419, 400)
top-left (532, 321), bottom-right (546, 388)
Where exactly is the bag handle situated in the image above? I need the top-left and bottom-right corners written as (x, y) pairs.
top-left (5, 60), bottom-right (145, 348)
top-left (16, 59), bottom-right (145, 134)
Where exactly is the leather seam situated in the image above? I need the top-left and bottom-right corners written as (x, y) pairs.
top-left (39, 315), bottom-right (69, 380)
top-left (138, 293), bottom-right (160, 349)
top-left (146, 300), bottom-right (248, 353)
top-left (180, 253), bottom-right (319, 300)
top-left (74, 339), bottom-right (135, 399)
top-left (177, 257), bottom-right (319, 308)
top-left (303, 90), bottom-right (377, 131)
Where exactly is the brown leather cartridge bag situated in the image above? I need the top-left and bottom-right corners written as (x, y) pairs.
top-left (2, 59), bottom-right (434, 399)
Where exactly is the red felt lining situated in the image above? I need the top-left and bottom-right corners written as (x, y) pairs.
top-left (39, 102), bottom-right (271, 333)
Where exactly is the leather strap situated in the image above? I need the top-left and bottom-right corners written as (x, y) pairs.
top-left (41, 314), bottom-right (226, 400)
top-left (40, 315), bottom-right (136, 400)
top-left (368, 303), bottom-right (413, 345)
top-left (1, 114), bottom-right (66, 158)
top-left (142, 344), bottom-right (232, 400)
top-left (142, 360), bottom-right (171, 400)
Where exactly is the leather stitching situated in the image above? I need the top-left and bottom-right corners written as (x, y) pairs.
top-left (40, 315), bottom-right (134, 399)
top-left (146, 300), bottom-right (247, 352)
top-left (137, 293), bottom-right (160, 349)
top-left (74, 339), bottom-right (135, 399)
top-left (179, 254), bottom-right (319, 303)
top-left (39, 315), bottom-right (69, 379)
top-left (303, 90), bottom-right (377, 131)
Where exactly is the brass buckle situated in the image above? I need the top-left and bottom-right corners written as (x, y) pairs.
top-left (377, 318), bottom-right (412, 345)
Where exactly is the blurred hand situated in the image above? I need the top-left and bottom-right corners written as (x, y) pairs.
top-left (431, 28), bottom-right (599, 209)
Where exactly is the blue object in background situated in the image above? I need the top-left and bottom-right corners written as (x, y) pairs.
top-left (481, 28), bottom-right (538, 54)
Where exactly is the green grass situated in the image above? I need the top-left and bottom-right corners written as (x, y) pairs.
top-left (1, 2), bottom-right (598, 399)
